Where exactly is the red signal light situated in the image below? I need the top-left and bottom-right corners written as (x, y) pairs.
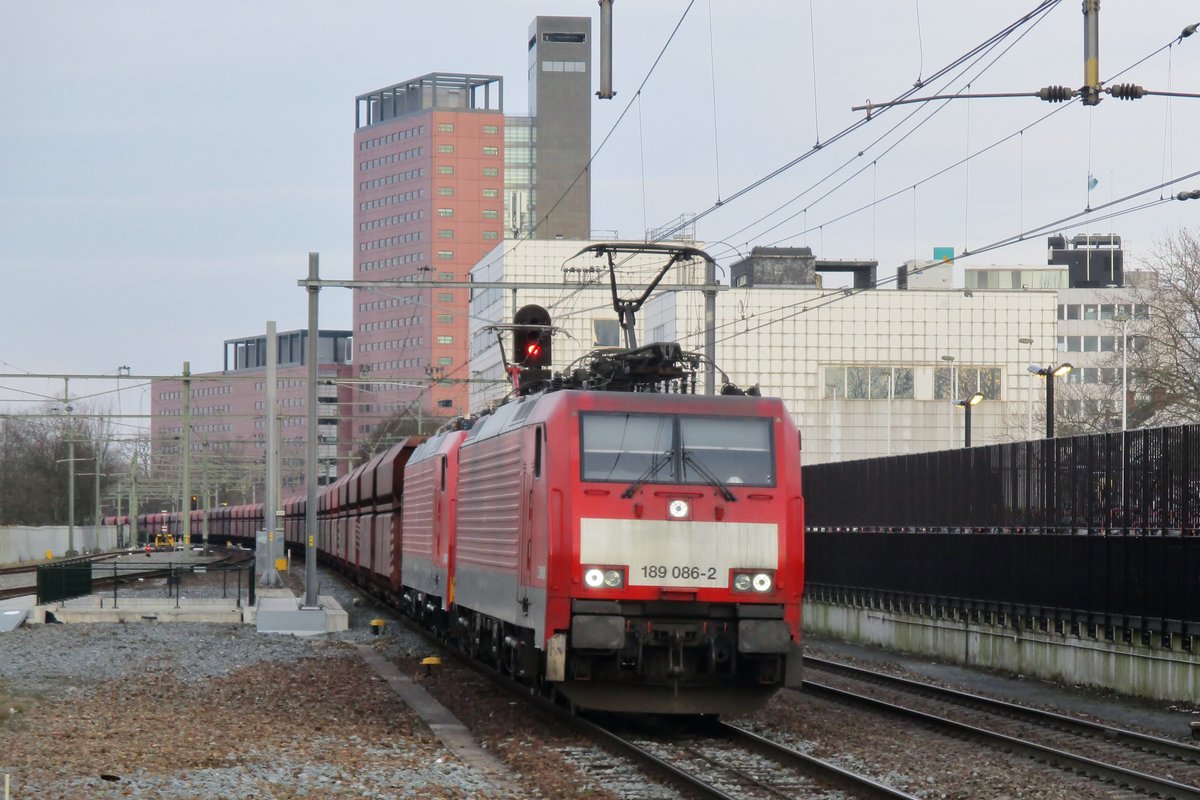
top-left (525, 342), bottom-right (542, 359)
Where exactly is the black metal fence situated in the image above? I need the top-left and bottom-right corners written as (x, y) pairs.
top-left (805, 426), bottom-right (1200, 534)
top-left (37, 559), bottom-right (256, 607)
top-left (803, 425), bottom-right (1200, 635)
top-left (36, 564), bottom-right (92, 605)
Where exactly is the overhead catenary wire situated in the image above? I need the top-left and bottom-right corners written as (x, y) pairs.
top-left (707, 1), bottom-right (1062, 259)
top-left (645, 0), bottom-right (1063, 247)
top-left (711, 14), bottom-right (1200, 266)
top-left (701, 166), bottom-right (1200, 351)
top-left (464, 0), bottom-right (700, 286)
top-left (544, 1), bottom-right (1064, 317)
top-left (706, 0), bottom-right (723, 202)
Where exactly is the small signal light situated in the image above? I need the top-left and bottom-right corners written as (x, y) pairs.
top-left (512, 304), bottom-right (552, 368)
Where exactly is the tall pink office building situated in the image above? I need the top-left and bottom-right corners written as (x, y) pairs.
top-left (352, 74), bottom-right (506, 432)
top-left (352, 17), bottom-right (592, 436)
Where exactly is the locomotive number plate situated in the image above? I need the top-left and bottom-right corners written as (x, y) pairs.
top-left (638, 564), bottom-right (719, 582)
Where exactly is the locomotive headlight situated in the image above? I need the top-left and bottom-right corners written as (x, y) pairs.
top-left (584, 567), bottom-right (624, 589)
top-left (732, 570), bottom-right (775, 593)
top-left (668, 499), bottom-right (690, 519)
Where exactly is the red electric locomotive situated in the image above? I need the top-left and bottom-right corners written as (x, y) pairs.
top-left (441, 344), bottom-right (804, 715)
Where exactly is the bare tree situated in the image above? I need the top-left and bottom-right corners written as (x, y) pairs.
top-left (0, 403), bottom-right (125, 525)
top-left (1132, 228), bottom-right (1200, 424)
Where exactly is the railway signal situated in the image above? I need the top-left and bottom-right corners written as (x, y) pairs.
top-left (512, 304), bottom-right (552, 368)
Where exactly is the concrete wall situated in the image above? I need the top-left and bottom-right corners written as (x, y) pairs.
top-left (805, 600), bottom-right (1200, 705)
top-left (0, 525), bottom-right (120, 563)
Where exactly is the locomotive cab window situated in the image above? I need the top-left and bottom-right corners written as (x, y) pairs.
top-left (679, 417), bottom-right (773, 486)
top-left (580, 413), bottom-right (674, 482)
top-left (580, 412), bottom-right (775, 487)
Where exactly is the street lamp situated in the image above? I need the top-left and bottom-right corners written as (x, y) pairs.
top-left (1112, 312), bottom-right (1130, 431)
top-left (1028, 363), bottom-right (1073, 438)
top-left (940, 355), bottom-right (956, 448)
top-left (954, 392), bottom-right (985, 448)
top-left (1018, 337), bottom-right (1035, 439)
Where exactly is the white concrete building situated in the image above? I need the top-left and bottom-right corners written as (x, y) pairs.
top-left (468, 239), bottom-right (1061, 465)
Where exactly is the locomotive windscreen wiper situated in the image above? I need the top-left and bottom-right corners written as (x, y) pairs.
top-left (621, 450), bottom-right (673, 498)
top-left (682, 450), bottom-right (737, 502)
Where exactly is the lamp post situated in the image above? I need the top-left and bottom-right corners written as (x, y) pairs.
top-left (955, 392), bottom-right (985, 448)
top-left (1028, 363), bottom-right (1074, 438)
top-left (940, 355), bottom-right (956, 448)
top-left (1018, 337), bottom-right (1034, 439)
top-left (1112, 312), bottom-right (1130, 431)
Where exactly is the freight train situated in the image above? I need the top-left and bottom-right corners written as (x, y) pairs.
top-left (116, 333), bottom-right (804, 716)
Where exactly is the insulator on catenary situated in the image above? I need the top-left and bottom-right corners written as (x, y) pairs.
top-left (1037, 85), bottom-right (1074, 103)
top-left (1176, 190), bottom-right (1200, 201)
top-left (1107, 83), bottom-right (1147, 100)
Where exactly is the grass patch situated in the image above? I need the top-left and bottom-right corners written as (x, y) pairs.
top-left (0, 681), bottom-right (32, 729)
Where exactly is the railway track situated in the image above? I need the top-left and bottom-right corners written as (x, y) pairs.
top-left (803, 655), bottom-right (1200, 799)
top-left (0, 551), bottom-right (120, 577)
top-left (379, 602), bottom-right (916, 798)
top-left (581, 715), bottom-right (920, 799)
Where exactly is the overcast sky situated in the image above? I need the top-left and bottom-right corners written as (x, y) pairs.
top-left (2, 1), bottom-right (1198, 427)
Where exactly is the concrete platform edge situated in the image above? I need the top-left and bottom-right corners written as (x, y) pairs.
top-left (355, 644), bottom-right (521, 792)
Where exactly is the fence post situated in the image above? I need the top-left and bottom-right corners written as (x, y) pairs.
top-left (112, 562), bottom-right (118, 610)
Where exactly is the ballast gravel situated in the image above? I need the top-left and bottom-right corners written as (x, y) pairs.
top-left (0, 568), bottom-right (560, 799)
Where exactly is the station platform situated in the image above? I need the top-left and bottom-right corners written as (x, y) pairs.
top-left (0, 587), bottom-right (348, 635)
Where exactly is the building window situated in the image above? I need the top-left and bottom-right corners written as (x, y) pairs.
top-left (437, 123), bottom-right (455, 133)
top-left (438, 144), bottom-right (455, 154)
top-left (541, 60), bottom-right (587, 72)
top-left (437, 335), bottom-right (453, 344)
top-left (593, 319), bottom-right (620, 347)
top-left (438, 187), bottom-right (454, 196)
top-left (437, 250), bottom-right (453, 260)
top-left (825, 365), bottom-right (914, 399)
top-left (438, 292), bottom-right (454, 302)
top-left (437, 313), bottom-right (453, 323)
top-left (1066, 305), bottom-right (1080, 320)
top-left (482, 230), bottom-right (499, 240)
top-left (438, 356), bottom-right (454, 365)
top-left (438, 208), bottom-right (454, 217)
top-left (482, 146), bottom-right (499, 156)
top-left (438, 165), bottom-right (454, 175)
top-left (482, 188), bottom-right (499, 198)
top-left (482, 209), bottom-right (499, 219)
top-left (437, 229), bottom-right (454, 239)
top-left (482, 124), bottom-right (499, 135)
top-left (439, 271), bottom-right (454, 280)
top-left (934, 366), bottom-right (1001, 400)
top-left (482, 167), bottom-right (499, 177)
